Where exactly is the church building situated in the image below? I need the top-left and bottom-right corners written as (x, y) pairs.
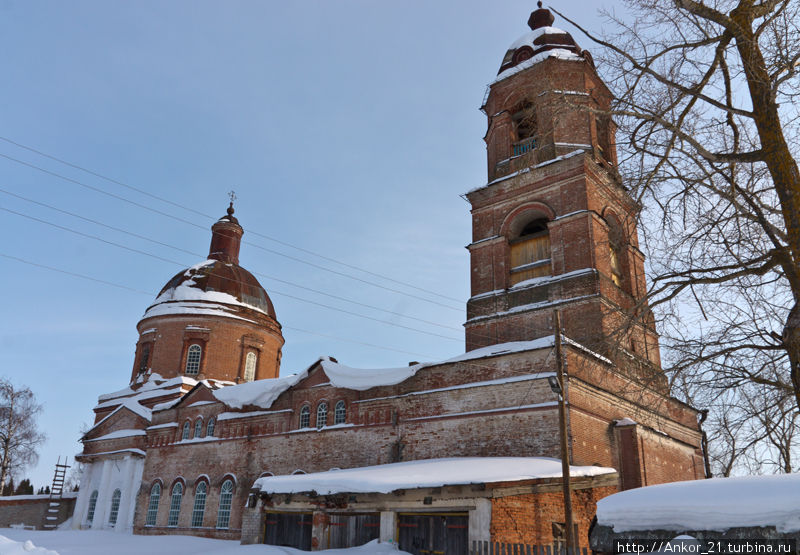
top-left (73, 6), bottom-right (705, 553)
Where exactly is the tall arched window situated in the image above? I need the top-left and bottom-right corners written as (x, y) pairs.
top-left (509, 218), bottom-right (550, 285)
top-left (206, 417), bottom-right (215, 437)
top-left (334, 400), bottom-right (346, 425)
top-left (138, 343), bottom-right (151, 374)
top-left (216, 479), bottom-right (234, 529)
top-left (191, 482), bottom-right (207, 528)
top-left (194, 418), bottom-right (203, 439)
top-left (167, 483), bottom-right (183, 527)
top-left (244, 351), bottom-right (257, 382)
top-left (605, 215), bottom-right (627, 290)
top-left (182, 421), bottom-right (190, 440)
top-left (108, 489), bottom-right (122, 525)
top-left (316, 402), bottom-right (328, 429)
top-left (299, 405), bottom-right (310, 428)
top-left (145, 483), bottom-right (161, 526)
top-left (86, 490), bottom-right (98, 524)
top-left (512, 102), bottom-right (538, 156)
top-left (185, 344), bottom-right (202, 375)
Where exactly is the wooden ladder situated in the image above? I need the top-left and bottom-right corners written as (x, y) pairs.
top-left (41, 456), bottom-right (70, 530)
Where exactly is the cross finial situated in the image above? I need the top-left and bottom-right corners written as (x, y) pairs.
top-left (228, 190), bottom-right (237, 204)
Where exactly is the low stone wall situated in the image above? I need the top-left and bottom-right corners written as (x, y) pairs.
top-left (0, 494), bottom-right (77, 529)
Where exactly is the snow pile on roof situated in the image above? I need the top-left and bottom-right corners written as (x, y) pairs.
top-left (596, 473), bottom-right (800, 533)
top-left (213, 374), bottom-right (306, 409)
top-left (83, 429), bottom-right (146, 442)
top-left (255, 457), bottom-right (615, 495)
top-left (507, 27), bottom-right (564, 51)
top-left (319, 359), bottom-right (421, 391)
top-left (0, 535), bottom-right (58, 555)
top-left (494, 48), bottom-right (582, 84)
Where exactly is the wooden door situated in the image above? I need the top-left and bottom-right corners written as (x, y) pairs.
top-left (263, 511), bottom-right (312, 550)
top-left (328, 513), bottom-right (380, 549)
top-left (398, 513), bottom-right (468, 555)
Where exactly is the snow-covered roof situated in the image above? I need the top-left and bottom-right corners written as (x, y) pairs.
top-left (596, 473), bottom-right (800, 533)
top-left (83, 429), bottom-right (147, 442)
top-left (206, 338), bottom-right (559, 411)
top-left (254, 457), bottom-right (615, 495)
top-left (84, 399), bottom-right (152, 437)
top-left (494, 48), bottom-right (582, 84)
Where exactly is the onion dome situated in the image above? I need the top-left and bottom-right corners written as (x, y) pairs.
top-left (142, 203), bottom-right (277, 322)
top-left (497, 2), bottom-right (588, 77)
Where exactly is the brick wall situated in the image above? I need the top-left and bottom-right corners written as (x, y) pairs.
top-left (0, 495), bottom-right (76, 529)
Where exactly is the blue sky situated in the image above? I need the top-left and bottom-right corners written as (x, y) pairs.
top-left (0, 1), bottom-right (609, 491)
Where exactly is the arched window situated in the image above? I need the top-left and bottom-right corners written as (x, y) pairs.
top-left (509, 218), bottom-right (550, 285)
top-left (138, 343), bottom-right (151, 374)
top-left (244, 351), bottom-right (257, 382)
top-left (206, 417), bottom-right (215, 437)
top-left (334, 400), bottom-right (346, 425)
top-left (145, 483), bottom-right (161, 526)
top-left (191, 482), bottom-right (207, 528)
top-left (86, 490), bottom-right (98, 523)
top-left (167, 483), bottom-right (183, 527)
top-left (512, 101), bottom-right (537, 155)
top-left (216, 479), bottom-right (234, 529)
top-left (299, 405), bottom-right (310, 429)
top-left (194, 418), bottom-right (203, 439)
top-left (182, 421), bottom-right (190, 440)
top-left (108, 489), bottom-right (122, 525)
top-left (185, 344), bottom-right (202, 375)
top-left (316, 402), bottom-right (328, 429)
top-left (605, 215), bottom-right (627, 290)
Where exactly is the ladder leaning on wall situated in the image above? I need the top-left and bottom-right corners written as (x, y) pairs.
top-left (41, 456), bottom-right (70, 530)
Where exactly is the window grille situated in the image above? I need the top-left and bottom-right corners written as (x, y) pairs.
top-left (145, 483), bottom-right (160, 526)
top-left (182, 421), bottom-right (190, 440)
top-left (317, 402), bottom-right (328, 429)
top-left (167, 483), bottom-right (183, 527)
top-left (216, 479), bottom-right (234, 529)
top-left (191, 482), bottom-right (207, 528)
top-left (194, 418), bottom-right (203, 439)
top-left (108, 489), bottom-right (122, 525)
top-left (86, 490), bottom-right (98, 523)
top-left (206, 417), bottom-right (215, 437)
top-left (299, 405), bottom-right (310, 428)
top-left (185, 344), bottom-right (202, 375)
top-left (244, 352), bottom-right (257, 382)
top-left (334, 400), bottom-right (346, 425)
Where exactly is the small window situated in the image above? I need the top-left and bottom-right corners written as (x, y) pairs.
top-left (299, 405), bottom-right (310, 428)
top-left (244, 352), bottom-right (257, 382)
top-left (167, 483), bottom-right (183, 527)
top-left (108, 489), bottom-right (122, 525)
top-left (145, 483), bottom-right (161, 526)
top-left (86, 490), bottom-right (98, 524)
top-left (206, 417), bottom-right (215, 437)
top-left (191, 482), bottom-right (207, 528)
top-left (334, 401), bottom-right (346, 425)
top-left (138, 343), bottom-right (151, 374)
top-left (185, 344), bottom-right (202, 375)
top-left (194, 418), bottom-right (203, 439)
top-left (317, 402), bottom-right (328, 429)
top-left (182, 421), bottom-right (190, 440)
top-left (216, 479), bottom-right (234, 529)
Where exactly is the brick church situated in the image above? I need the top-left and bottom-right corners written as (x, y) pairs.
top-left (72, 6), bottom-right (705, 552)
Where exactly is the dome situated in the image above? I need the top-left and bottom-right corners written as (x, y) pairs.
top-left (145, 259), bottom-right (277, 320)
top-left (140, 202), bottom-right (278, 323)
top-left (496, 6), bottom-right (586, 78)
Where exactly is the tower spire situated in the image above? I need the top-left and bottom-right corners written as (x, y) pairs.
top-left (209, 198), bottom-right (243, 264)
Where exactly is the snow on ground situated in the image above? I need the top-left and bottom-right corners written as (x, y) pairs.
top-left (596, 472), bottom-right (800, 533)
top-left (0, 530), bottom-right (410, 555)
top-left (255, 457), bottom-right (615, 495)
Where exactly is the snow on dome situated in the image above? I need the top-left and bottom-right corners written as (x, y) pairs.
top-left (142, 258), bottom-right (276, 322)
top-left (507, 26), bottom-right (566, 51)
top-left (596, 473), bottom-right (800, 533)
top-left (254, 457), bottom-right (616, 495)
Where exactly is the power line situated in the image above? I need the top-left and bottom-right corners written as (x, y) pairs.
top-left (0, 136), bottom-right (464, 304)
top-left (0, 251), bottom-right (436, 359)
top-left (0, 187), bottom-right (463, 332)
top-left (0, 205), bottom-right (462, 342)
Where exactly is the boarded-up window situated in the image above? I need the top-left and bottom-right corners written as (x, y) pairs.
top-left (328, 513), bottom-right (380, 549)
top-left (263, 512), bottom-right (312, 550)
top-left (244, 352), bottom-right (257, 382)
top-left (509, 219), bottom-right (550, 285)
top-left (398, 513), bottom-right (468, 555)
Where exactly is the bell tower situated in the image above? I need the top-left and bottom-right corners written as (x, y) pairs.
top-left (465, 5), bottom-right (663, 385)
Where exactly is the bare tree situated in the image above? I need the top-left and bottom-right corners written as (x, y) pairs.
top-left (551, 0), bottom-right (800, 472)
top-left (0, 378), bottom-right (46, 491)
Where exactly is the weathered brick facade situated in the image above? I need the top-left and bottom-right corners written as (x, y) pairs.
top-left (72, 6), bottom-right (704, 551)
